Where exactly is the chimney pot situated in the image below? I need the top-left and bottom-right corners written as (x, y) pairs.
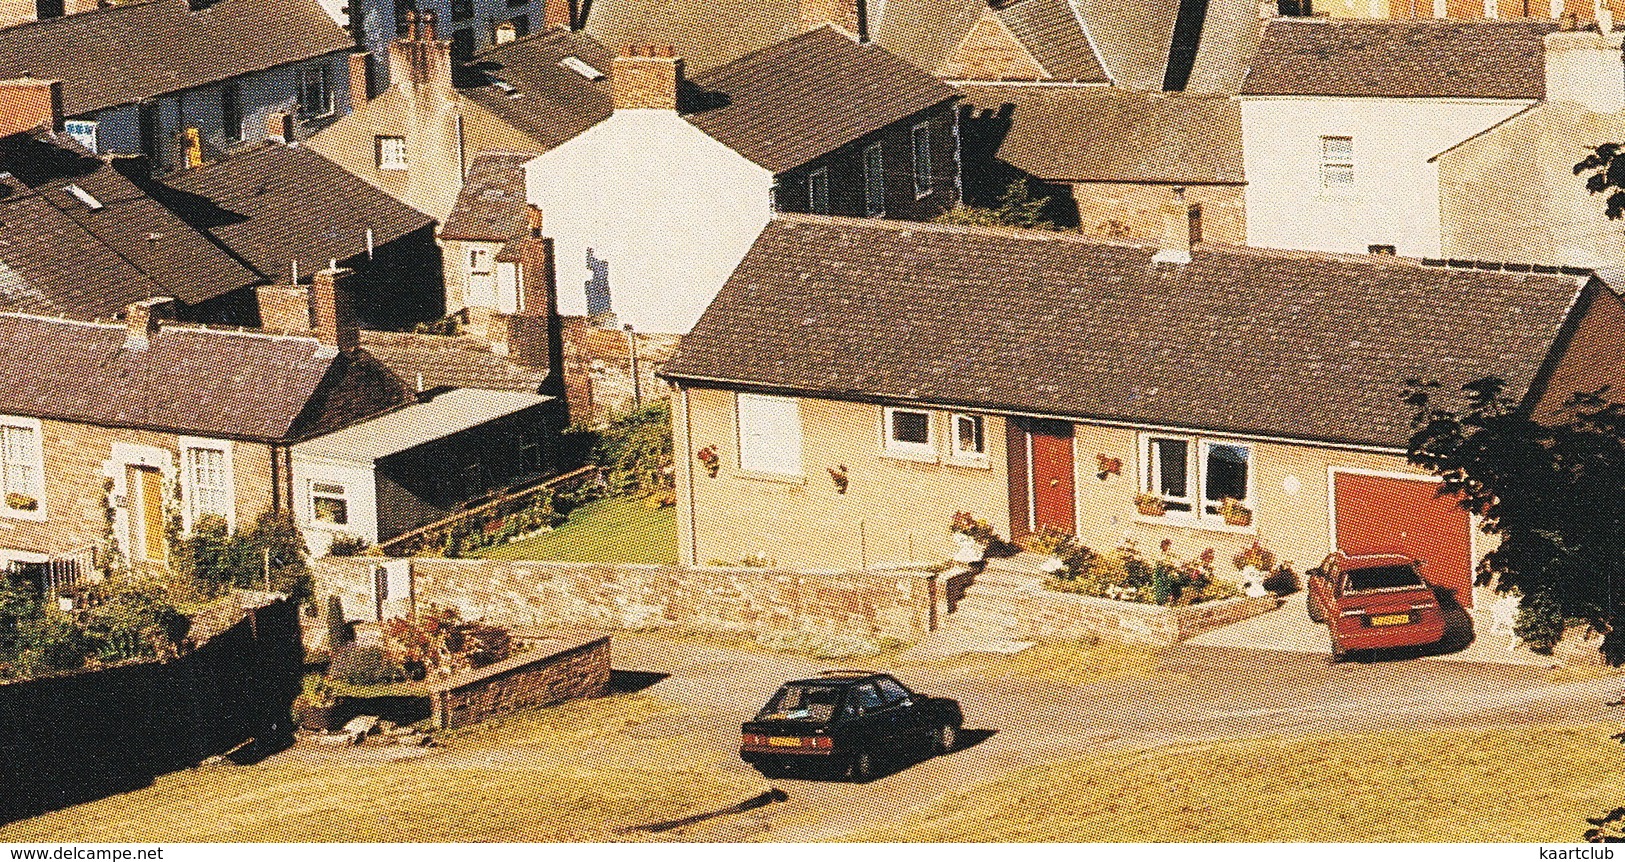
top-left (312, 267), bottom-right (360, 352)
top-left (0, 78), bottom-right (63, 139)
top-left (1153, 195), bottom-right (1201, 265)
top-left (610, 49), bottom-right (684, 111)
top-left (348, 51), bottom-right (372, 106)
top-left (123, 297), bottom-right (175, 348)
top-left (265, 110), bottom-right (294, 144)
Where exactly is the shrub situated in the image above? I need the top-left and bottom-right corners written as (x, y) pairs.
top-left (170, 510), bottom-right (312, 608)
top-left (594, 401), bottom-right (675, 502)
top-left (1515, 589), bottom-right (1566, 655)
top-left (1232, 542), bottom-right (1277, 573)
top-left (84, 579), bottom-right (192, 662)
top-left (329, 644), bottom-right (403, 686)
top-left (327, 534), bottom-right (371, 556)
top-left (1263, 564), bottom-right (1300, 596)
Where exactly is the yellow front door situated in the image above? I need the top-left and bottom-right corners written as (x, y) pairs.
top-left (129, 466), bottom-right (165, 562)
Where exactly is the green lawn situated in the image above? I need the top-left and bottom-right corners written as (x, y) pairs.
top-left (472, 496), bottom-right (678, 564)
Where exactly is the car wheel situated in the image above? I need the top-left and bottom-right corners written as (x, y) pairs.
top-left (1306, 594), bottom-right (1325, 623)
top-left (1328, 629), bottom-right (1347, 663)
top-left (936, 721), bottom-right (959, 754)
top-left (848, 750), bottom-right (874, 783)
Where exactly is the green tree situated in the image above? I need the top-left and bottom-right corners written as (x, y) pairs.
top-left (935, 179), bottom-right (1058, 231)
top-left (1405, 378), bottom-right (1625, 660)
top-left (593, 401), bottom-right (674, 501)
top-left (1575, 144), bottom-right (1625, 220)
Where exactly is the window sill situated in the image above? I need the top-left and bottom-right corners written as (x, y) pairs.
top-left (378, 164), bottom-right (410, 171)
top-left (735, 469), bottom-right (806, 485)
top-left (0, 508), bottom-right (47, 523)
top-left (880, 449), bottom-right (939, 465)
top-left (945, 455), bottom-right (990, 470)
top-left (1133, 513), bottom-right (1257, 536)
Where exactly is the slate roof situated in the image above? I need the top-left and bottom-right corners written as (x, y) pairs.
top-left (956, 84), bottom-right (1243, 183)
top-left (663, 215), bottom-right (1586, 449)
top-left (1180, 0), bottom-right (1265, 94)
top-left (462, 29), bottom-right (615, 152)
top-left (152, 143), bottom-right (435, 279)
top-left (440, 152), bottom-right (536, 241)
top-left (0, 0), bottom-right (354, 118)
top-left (0, 314), bottom-right (409, 440)
top-left (583, 0), bottom-right (810, 75)
top-left (359, 330), bottom-right (552, 393)
top-left (992, 0), bottom-right (1110, 82)
top-left (294, 388), bottom-right (551, 462)
top-left (1240, 18), bottom-right (1556, 100)
top-left (683, 26), bottom-right (959, 173)
top-left (0, 132), bottom-right (260, 318)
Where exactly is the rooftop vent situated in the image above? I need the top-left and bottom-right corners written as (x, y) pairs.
top-left (559, 56), bottom-right (605, 80)
top-left (491, 79), bottom-right (520, 97)
top-left (65, 184), bottom-right (102, 210)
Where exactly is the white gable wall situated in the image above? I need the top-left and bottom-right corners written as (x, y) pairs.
top-left (524, 109), bottom-right (776, 335)
top-left (1240, 96), bottom-right (1535, 258)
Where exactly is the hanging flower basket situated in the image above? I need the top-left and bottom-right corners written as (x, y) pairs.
top-left (696, 445), bottom-right (721, 478)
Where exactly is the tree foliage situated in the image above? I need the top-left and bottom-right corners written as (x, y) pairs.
top-left (1405, 377), bottom-right (1625, 660)
top-left (1575, 143), bottom-right (1625, 221)
top-left (171, 510), bottom-right (313, 607)
top-left (934, 179), bottom-right (1058, 231)
top-left (591, 400), bottom-right (675, 504)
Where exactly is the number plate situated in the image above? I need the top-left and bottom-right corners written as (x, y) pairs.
top-left (768, 736), bottom-right (801, 747)
top-left (1369, 613), bottom-right (1411, 627)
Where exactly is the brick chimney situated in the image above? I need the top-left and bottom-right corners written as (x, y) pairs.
top-left (0, 78), bottom-right (62, 138)
top-left (543, 0), bottom-right (574, 29)
top-left (1152, 188), bottom-right (1202, 265)
top-left (312, 265), bottom-right (360, 352)
top-left (123, 297), bottom-right (175, 349)
top-left (1543, 29), bottom-right (1625, 113)
top-left (389, 9), bottom-right (455, 94)
top-left (266, 110), bottom-right (294, 144)
top-left (611, 46), bottom-right (683, 111)
top-left (348, 51), bottom-right (373, 106)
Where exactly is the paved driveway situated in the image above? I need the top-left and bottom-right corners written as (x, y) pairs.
top-left (609, 631), bottom-right (1621, 840)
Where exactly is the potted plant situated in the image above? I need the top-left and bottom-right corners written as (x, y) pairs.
top-left (294, 679), bottom-right (340, 731)
top-left (1232, 541), bottom-right (1276, 597)
top-left (1219, 497), bottom-right (1253, 527)
top-left (949, 511), bottom-right (998, 563)
top-left (5, 492), bottom-right (37, 511)
top-left (1134, 493), bottom-right (1166, 517)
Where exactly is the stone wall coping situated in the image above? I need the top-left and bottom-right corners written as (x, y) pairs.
top-left (428, 631), bottom-right (609, 695)
top-left (366, 557), bottom-right (941, 580)
top-left (1032, 588), bottom-right (1281, 619)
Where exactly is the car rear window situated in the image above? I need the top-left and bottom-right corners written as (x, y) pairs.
top-left (1345, 564), bottom-right (1425, 592)
top-left (758, 684), bottom-right (844, 722)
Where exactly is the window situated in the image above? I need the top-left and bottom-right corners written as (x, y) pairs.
top-left (64, 119), bottom-right (98, 154)
top-left (1140, 434), bottom-right (1252, 522)
top-left (809, 167), bottom-right (830, 215)
top-left (0, 422), bottom-right (42, 516)
top-left (1319, 135), bottom-right (1354, 191)
top-left (863, 141), bottom-right (885, 216)
top-left (883, 407), bottom-right (933, 457)
top-left (874, 677), bottom-right (910, 705)
top-left (221, 82), bottom-right (242, 142)
top-left (375, 135), bottom-right (408, 169)
top-left (451, 0), bottom-right (473, 20)
top-left (310, 481), bottom-right (349, 525)
top-left (452, 27), bottom-right (476, 61)
top-left (507, 13), bottom-right (529, 34)
top-left (1367, 244), bottom-right (1396, 256)
top-left (911, 122), bottom-right (931, 198)
top-left (736, 393), bottom-right (802, 476)
top-left (298, 64), bottom-right (333, 117)
top-left (183, 445), bottom-right (231, 526)
top-left (952, 413), bottom-right (986, 460)
top-left (468, 246), bottom-right (492, 273)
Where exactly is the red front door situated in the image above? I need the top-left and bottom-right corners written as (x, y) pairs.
top-left (1333, 471), bottom-right (1475, 607)
top-left (1008, 418), bottom-right (1076, 537)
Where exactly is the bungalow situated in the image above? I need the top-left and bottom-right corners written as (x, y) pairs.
top-left (659, 212), bottom-right (1625, 609)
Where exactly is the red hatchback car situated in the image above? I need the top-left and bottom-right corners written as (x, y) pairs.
top-left (1307, 552), bottom-right (1447, 661)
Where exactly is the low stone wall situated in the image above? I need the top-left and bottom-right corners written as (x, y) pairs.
top-left (314, 558), bottom-right (938, 645)
top-left (429, 633), bottom-right (610, 730)
top-left (1007, 589), bottom-right (1283, 647)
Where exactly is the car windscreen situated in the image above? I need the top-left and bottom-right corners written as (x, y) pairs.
top-left (1345, 564), bottom-right (1425, 592)
top-left (758, 684), bottom-right (844, 722)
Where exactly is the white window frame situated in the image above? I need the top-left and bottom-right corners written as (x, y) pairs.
top-left (64, 119), bottom-right (98, 154)
top-left (376, 135), bottom-right (408, 170)
top-left (809, 166), bottom-right (830, 215)
top-left (179, 436), bottom-right (235, 533)
top-left (308, 479), bottom-right (352, 529)
top-left (468, 246), bottom-right (492, 274)
top-left (911, 122), bottom-right (932, 199)
top-left (882, 406), bottom-right (936, 459)
top-left (736, 393), bottom-right (803, 477)
top-left (0, 417), bottom-right (45, 521)
top-left (298, 63), bottom-right (334, 118)
top-left (1319, 135), bottom-right (1354, 192)
top-left (1138, 432), bottom-right (1254, 525)
top-left (863, 141), bottom-right (885, 217)
top-left (949, 412), bottom-right (988, 466)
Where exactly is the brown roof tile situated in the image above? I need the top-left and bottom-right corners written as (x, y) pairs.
top-left (1240, 18), bottom-right (1556, 99)
top-left (993, 0), bottom-right (1110, 82)
top-left (664, 215), bottom-right (1585, 449)
top-left (359, 329), bottom-right (551, 393)
top-left (461, 29), bottom-right (615, 152)
top-left (0, 0), bottom-right (354, 118)
top-left (956, 84), bottom-right (1242, 183)
top-left (684, 26), bottom-right (958, 173)
top-left (440, 152), bottom-right (537, 241)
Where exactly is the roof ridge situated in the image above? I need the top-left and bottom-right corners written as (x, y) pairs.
top-left (0, 0), bottom-right (171, 35)
top-left (689, 24), bottom-right (856, 86)
top-left (770, 211), bottom-right (1156, 247)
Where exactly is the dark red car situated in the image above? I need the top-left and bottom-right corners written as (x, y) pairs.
top-left (1307, 552), bottom-right (1447, 661)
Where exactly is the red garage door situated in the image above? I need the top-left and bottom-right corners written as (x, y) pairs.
top-left (1332, 471), bottom-right (1474, 607)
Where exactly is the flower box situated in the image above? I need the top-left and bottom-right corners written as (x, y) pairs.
top-left (5, 492), bottom-right (38, 512)
top-left (1133, 494), bottom-right (1166, 517)
top-left (1219, 498), bottom-right (1253, 527)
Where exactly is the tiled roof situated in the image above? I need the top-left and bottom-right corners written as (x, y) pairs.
top-left (0, 0), bottom-right (354, 118)
top-left (1180, 0), bottom-right (1265, 94)
top-left (1240, 18), bottom-right (1556, 99)
top-left (583, 0), bottom-right (809, 75)
top-left (359, 330), bottom-right (552, 393)
top-left (993, 0), bottom-right (1109, 82)
top-left (153, 143), bottom-right (435, 280)
top-left (0, 132), bottom-right (261, 318)
top-left (0, 314), bottom-right (410, 440)
top-left (956, 84), bottom-right (1243, 183)
top-left (1070, 0), bottom-right (1180, 89)
top-left (440, 152), bottom-right (537, 241)
top-left (684, 26), bottom-right (958, 173)
top-left (664, 215), bottom-right (1585, 449)
top-left (461, 29), bottom-right (615, 152)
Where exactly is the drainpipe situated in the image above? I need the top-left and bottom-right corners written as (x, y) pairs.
top-left (624, 323), bottom-right (641, 407)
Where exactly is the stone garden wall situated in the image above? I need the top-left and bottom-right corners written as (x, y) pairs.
top-left (1006, 589), bottom-right (1283, 647)
top-left (429, 633), bottom-right (610, 730)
